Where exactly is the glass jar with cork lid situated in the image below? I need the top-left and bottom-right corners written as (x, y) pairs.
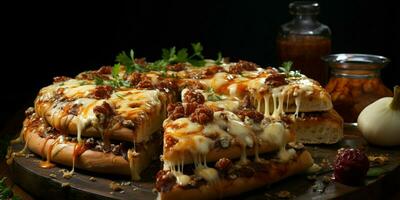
top-left (323, 54), bottom-right (393, 124)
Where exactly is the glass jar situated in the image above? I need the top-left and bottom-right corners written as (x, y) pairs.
top-left (323, 54), bottom-right (393, 124)
top-left (277, 1), bottom-right (331, 85)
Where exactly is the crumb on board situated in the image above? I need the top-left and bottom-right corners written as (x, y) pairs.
top-left (368, 154), bottom-right (389, 165)
top-left (89, 177), bottom-right (96, 182)
top-left (275, 190), bottom-right (291, 199)
top-left (109, 181), bottom-right (123, 192)
top-left (322, 176), bottom-right (332, 184)
top-left (61, 182), bottom-right (70, 188)
top-left (49, 173), bottom-right (57, 178)
top-left (307, 175), bottom-right (317, 181)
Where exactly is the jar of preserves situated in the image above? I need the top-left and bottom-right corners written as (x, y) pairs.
top-left (277, 1), bottom-right (331, 85)
top-left (323, 54), bottom-right (393, 124)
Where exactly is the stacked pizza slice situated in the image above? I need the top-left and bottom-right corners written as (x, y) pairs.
top-left (155, 61), bottom-right (343, 199)
top-left (21, 68), bottom-right (174, 180)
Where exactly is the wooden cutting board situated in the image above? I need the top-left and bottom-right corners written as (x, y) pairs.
top-left (6, 125), bottom-right (400, 200)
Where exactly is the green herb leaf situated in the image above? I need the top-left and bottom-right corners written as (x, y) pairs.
top-left (278, 61), bottom-right (301, 77)
top-left (191, 42), bottom-right (204, 59)
top-left (367, 167), bottom-right (388, 177)
top-left (279, 61), bottom-right (293, 73)
top-left (112, 63), bottom-right (121, 79)
top-left (189, 59), bottom-right (206, 67)
top-left (215, 52), bottom-right (223, 65)
top-left (176, 48), bottom-right (188, 63)
top-left (206, 87), bottom-right (222, 101)
top-left (116, 51), bottom-right (133, 67)
top-left (94, 76), bottom-right (104, 85)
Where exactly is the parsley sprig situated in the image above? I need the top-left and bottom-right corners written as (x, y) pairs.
top-left (95, 64), bottom-right (131, 88)
top-left (116, 50), bottom-right (147, 74)
top-left (278, 61), bottom-right (301, 77)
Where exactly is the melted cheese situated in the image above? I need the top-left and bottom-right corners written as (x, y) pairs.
top-left (205, 100), bottom-right (239, 111)
top-left (128, 149), bottom-right (141, 180)
top-left (278, 148), bottom-right (296, 162)
top-left (259, 122), bottom-right (288, 147)
top-left (174, 172), bottom-right (191, 186)
top-left (195, 166), bottom-right (219, 184)
top-left (165, 118), bottom-right (204, 137)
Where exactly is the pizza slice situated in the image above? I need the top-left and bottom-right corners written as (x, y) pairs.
top-left (20, 109), bottom-right (160, 180)
top-left (156, 88), bottom-right (314, 199)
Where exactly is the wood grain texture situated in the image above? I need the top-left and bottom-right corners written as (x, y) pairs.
top-left (3, 125), bottom-right (400, 200)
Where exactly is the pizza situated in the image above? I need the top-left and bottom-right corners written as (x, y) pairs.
top-left (8, 45), bottom-right (343, 199)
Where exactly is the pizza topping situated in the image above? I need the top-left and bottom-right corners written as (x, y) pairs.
top-left (265, 73), bottom-right (287, 87)
top-left (25, 107), bottom-right (35, 117)
top-left (136, 79), bottom-right (154, 89)
top-left (126, 72), bottom-right (142, 86)
top-left (229, 60), bottom-right (259, 74)
top-left (93, 101), bottom-right (115, 127)
top-left (155, 170), bottom-right (176, 192)
top-left (215, 158), bottom-right (233, 172)
top-left (166, 63), bottom-right (186, 71)
top-left (92, 85), bottom-right (113, 99)
top-left (194, 166), bottom-right (219, 183)
top-left (97, 66), bottom-right (113, 74)
top-left (183, 89), bottom-right (205, 104)
top-left (184, 102), bottom-right (200, 116)
top-left (157, 78), bottom-right (179, 94)
top-left (167, 103), bottom-right (185, 120)
top-left (204, 65), bottom-right (225, 76)
top-left (68, 103), bottom-right (81, 116)
top-left (181, 80), bottom-right (207, 90)
top-left (53, 76), bottom-right (71, 83)
top-left (236, 109), bottom-right (264, 123)
top-left (189, 105), bottom-right (214, 124)
top-left (165, 135), bottom-right (178, 150)
top-left (121, 119), bottom-right (135, 129)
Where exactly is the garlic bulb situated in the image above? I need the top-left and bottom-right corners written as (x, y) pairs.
top-left (357, 86), bottom-right (400, 146)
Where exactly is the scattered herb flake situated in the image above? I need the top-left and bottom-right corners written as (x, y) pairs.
top-left (367, 167), bottom-right (388, 177)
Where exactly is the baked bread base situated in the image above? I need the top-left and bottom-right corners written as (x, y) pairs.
top-left (158, 150), bottom-right (313, 200)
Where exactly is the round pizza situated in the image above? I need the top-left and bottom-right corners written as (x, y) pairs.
top-left (8, 44), bottom-right (343, 200)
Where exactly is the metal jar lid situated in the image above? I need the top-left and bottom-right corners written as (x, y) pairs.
top-left (322, 53), bottom-right (390, 70)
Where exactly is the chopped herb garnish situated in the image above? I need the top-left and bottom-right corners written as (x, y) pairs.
top-left (206, 87), bottom-right (222, 101)
top-left (278, 61), bottom-right (301, 77)
top-left (116, 50), bottom-right (146, 73)
top-left (215, 52), bottom-right (223, 65)
top-left (367, 167), bottom-right (388, 177)
top-left (115, 42), bottom-right (208, 78)
top-left (115, 93), bottom-right (125, 99)
top-left (94, 76), bottom-right (104, 85)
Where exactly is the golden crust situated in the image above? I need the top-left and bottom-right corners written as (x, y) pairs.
top-left (158, 150), bottom-right (313, 200)
top-left (291, 109), bottom-right (344, 144)
top-left (22, 117), bottom-right (160, 176)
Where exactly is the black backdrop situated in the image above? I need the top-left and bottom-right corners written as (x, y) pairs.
top-left (1, 0), bottom-right (398, 130)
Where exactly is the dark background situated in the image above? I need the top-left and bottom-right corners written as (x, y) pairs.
top-left (1, 0), bottom-right (398, 131)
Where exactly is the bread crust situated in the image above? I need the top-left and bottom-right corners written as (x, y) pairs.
top-left (158, 150), bottom-right (313, 200)
top-left (22, 118), bottom-right (160, 176)
top-left (292, 109), bottom-right (344, 144)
